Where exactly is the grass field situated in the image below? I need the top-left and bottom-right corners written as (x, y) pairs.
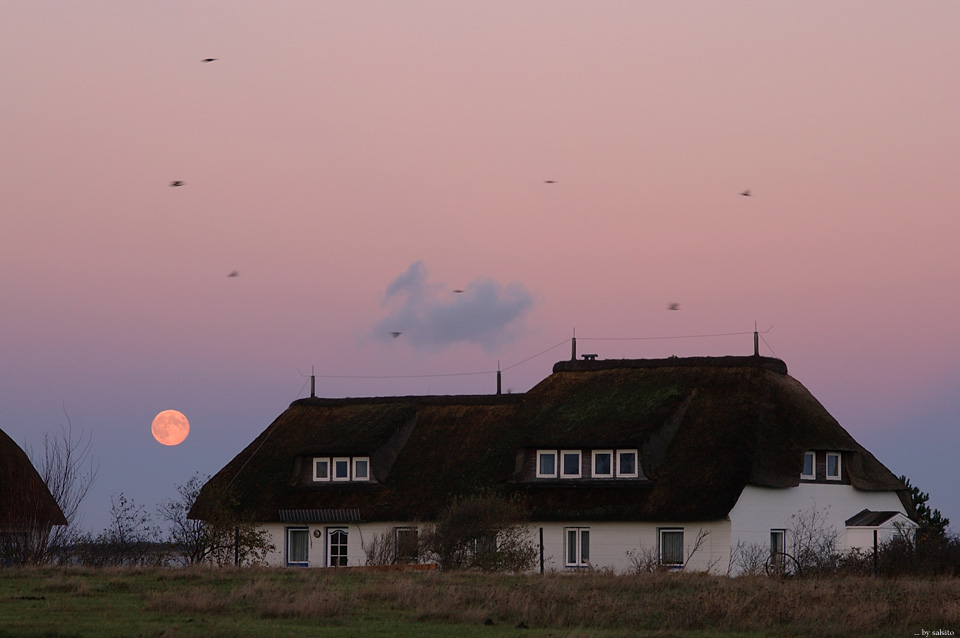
top-left (1, 567), bottom-right (958, 638)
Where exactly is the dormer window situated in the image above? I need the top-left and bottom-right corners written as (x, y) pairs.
top-left (313, 457), bottom-right (330, 482)
top-left (801, 452), bottom-right (815, 480)
top-left (312, 455), bottom-right (370, 483)
top-left (353, 457), bottom-right (370, 481)
top-left (537, 450), bottom-right (558, 478)
top-left (616, 450), bottom-right (639, 478)
top-left (826, 453), bottom-right (841, 480)
top-left (332, 458), bottom-right (351, 481)
top-left (560, 450), bottom-right (582, 478)
top-left (592, 450), bottom-right (613, 478)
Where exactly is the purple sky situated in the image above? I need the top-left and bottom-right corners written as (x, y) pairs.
top-left (2, 2), bottom-right (959, 534)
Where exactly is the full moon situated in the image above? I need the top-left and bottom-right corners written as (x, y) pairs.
top-left (151, 410), bottom-right (190, 446)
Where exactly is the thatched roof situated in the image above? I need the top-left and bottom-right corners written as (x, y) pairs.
top-left (190, 356), bottom-right (908, 524)
top-left (0, 427), bottom-right (67, 529)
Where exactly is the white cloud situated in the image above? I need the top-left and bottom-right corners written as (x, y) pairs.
top-left (373, 261), bottom-right (534, 352)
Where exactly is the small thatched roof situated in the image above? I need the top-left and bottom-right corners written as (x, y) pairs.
top-left (0, 427), bottom-right (67, 529)
top-left (190, 356), bottom-right (908, 524)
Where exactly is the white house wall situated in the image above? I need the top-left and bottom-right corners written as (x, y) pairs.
top-left (727, 484), bottom-right (908, 565)
top-left (257, 485), bottom-right (906, 572)
top-left (260, 520), bottom-right (733, 574)
top-left (533, 520), bottom-right (731, 575)
top-left (262, 522), bottom-right (420, 568)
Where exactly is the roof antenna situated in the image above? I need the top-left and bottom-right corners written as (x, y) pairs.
top-left (310, 365), bottom-right (316, 398)
top-left (753, 322), bottom-right (759, 357)
top-left (496, 361), bottom-right (502, 395)
top-left (571, 327), bottom-right (577, 361)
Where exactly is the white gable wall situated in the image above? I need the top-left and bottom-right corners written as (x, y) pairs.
top-left (728, 483), bottom-right (908, 570)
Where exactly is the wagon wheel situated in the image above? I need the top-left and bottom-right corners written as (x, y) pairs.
top-left (765, 551), bottom-right (802, 578)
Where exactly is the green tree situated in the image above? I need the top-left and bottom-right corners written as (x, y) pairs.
top-left (899, 475), bottom-right (949, 540)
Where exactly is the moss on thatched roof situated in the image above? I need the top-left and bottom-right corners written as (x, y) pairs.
top-left (0, 428), bottom-right (67, 529)
top-left (190, 356), bottom-right (906, 524)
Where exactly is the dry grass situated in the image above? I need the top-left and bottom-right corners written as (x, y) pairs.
top-left (2, 567), bottom-right (959, 637)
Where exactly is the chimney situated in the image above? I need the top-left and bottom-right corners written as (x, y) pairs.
top-left (310, 369), bottom-right (316, 398)
top-left (753, 325), bottom-right (759, 357)
top-left (571, 328), bottom-right (577, 361)
top-left (496, 365), bottom-right (502, 395)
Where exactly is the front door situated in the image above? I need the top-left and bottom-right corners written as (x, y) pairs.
top-left (327, 527), bottom-right (348, 567)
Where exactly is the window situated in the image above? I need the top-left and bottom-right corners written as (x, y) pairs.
top-left (801, 451), bottom-right (815, 479)
top-left (565, 527), bottom-right (590, 568)
top-left (659, 528), bottom-right (684, 567)
top-left (770, 529), bottom-right (786, 570)
top-left (560, 450), bottom-right (582, 478)
top-left (536, 450), bottom-right (558, 478)
top-left (616, 450), bottom-right (639, 478)
top-left (327, 527), bottom-right (348, 567)
top-left (332, 458), bottom-right (351, 481)
top-left (353, 457), bottom-right (370, 481)
top-left (395, 527), bottom-right (419, 563)
top-left (287, 527), bottom-right (309, 566)
top-left (826, 453), bottom-right (841, 480)
top-left (313, 458), bottom-right (330, 482)
top-left (592, 450), bottom-right (613, 478)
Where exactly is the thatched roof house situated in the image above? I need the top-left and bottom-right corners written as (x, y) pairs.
top-left (191, 356), bottom-right (913, 571)
top-left (0, 427), bottom-right (67, 531)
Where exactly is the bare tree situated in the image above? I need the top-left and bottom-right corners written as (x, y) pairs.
top-left (18, 407), bottom-right (98, 564)
top-left (422, 491), bottom-right (537, 572)
top-left (157, 474), bottom-right (210, 565)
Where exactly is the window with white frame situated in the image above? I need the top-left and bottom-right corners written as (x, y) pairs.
top-left (801, 451), bottom-right (815, 479)
top-left (770, 529), bottom-right (786, 569)
top-left (327, 527), bottom-right (348, 567)
top-left (332, 458), bottom-right (351, 481)
top-left (565, 527), bottom-right (590, 568)
top-left (658, 528), bottom-right (684, 567)
top-left (592, 450), bottom-right (613, 478)
top-left (353, 457), bottom-right (370, 481)
top-left (826, 452), bottom-right (841, 480)
top-left (287, 527), bottom-right (309, 566)
top-left (536, 450), bottom-right (558, 478)
top-left (313, 457), bottom-right (330, 482)
top-left (560, 450), bottom-right (582, 478)
top-left (616, 449), bottom-right (639, 478)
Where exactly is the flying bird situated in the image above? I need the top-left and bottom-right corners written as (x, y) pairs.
top-left (452, 289), bottom-right (464, 294)
top-left (169, 181), bottom-right (184, 187)
top-left (544, 180), bottom-right (556, 184)
top-left (667, 303), bottom-right (680, 311)
top-left (201, 58), bottom-right (218, 63)
top-left (390, 331), bottom-right (402, 339)
top-left (227, 270), bottom-right (239, 278)
top-left (740, 189), bottom-right (751, 197)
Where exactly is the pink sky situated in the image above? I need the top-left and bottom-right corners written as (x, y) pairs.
top-left (2, 2), bottom-right (959, 533)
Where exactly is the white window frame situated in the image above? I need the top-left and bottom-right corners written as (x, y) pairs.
top-left (332, 457), bottom-right (351, 482)
top-left (770, 529), bottom-right (787, 572)
top-left (801, 451), bottom-right (815, 479)
top-left (536, 450), bottom-right (558, 478)
top-left (592, 450), bottom-right (614, 478)
top-left (564, 527), bottom-right (590, 568)
top-left (826, 452), bottom-right (841, 480)
top-left (286, 527), bottom-right (309, 566)
top-left (560, 450), bottom-right (582, 479)
top-left (326, 527), bottom-right (348, 567)
top-left (658, 528), bottom-right (684, 567)
top-left (352, 457), bottom-right (370, 481)
top-left (313, 457), bottom-right (330, 482)
top-left (616, 449), bottom-right (639, 478)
